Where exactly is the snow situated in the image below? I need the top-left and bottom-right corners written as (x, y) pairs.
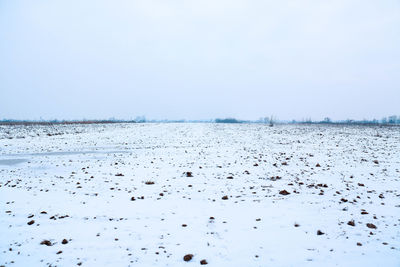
top-left (1, 123), bottom-right (399, 266)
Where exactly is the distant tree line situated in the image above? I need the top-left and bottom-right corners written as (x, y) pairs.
top-left (293, 115), bottom-right (400, 125)
top-left (215, 118), bottom-right (242, 123)
top-left (0, 119), bottom-right (136, 126)
top-left (1, 115), bottom-right (399, 125)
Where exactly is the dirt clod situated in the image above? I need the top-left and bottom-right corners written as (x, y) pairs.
top-left (200, 259), bottom-right (208, 265)
top-left (279, 190), bottom-right (290, 195)
top-left (317, 230), bottom-right (325, 235)
top-left (40, 240), bottom-right (53, 246)
top-left (347, 220), bottom-right (355, 226)
top-left (183, 254), bottom-right (193, 262)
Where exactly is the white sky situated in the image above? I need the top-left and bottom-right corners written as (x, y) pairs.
top-left (1, 0), bottom-right (399, 121)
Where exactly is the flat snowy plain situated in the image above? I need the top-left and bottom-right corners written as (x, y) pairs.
top-left (0, 123), bottom-right (399, 267)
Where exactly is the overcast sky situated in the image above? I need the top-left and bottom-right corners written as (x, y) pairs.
top-left (1, 0), bottom-right (399, 121)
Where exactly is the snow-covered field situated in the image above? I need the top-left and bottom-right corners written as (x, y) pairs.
top-left (1, 123), bottom-right (399, 267)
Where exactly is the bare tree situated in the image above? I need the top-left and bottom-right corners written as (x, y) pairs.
top-left (269, 115), bottom-right (274, 127)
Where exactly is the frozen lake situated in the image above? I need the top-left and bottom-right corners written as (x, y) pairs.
top-left (1, 123), bottom-right (399, 266)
